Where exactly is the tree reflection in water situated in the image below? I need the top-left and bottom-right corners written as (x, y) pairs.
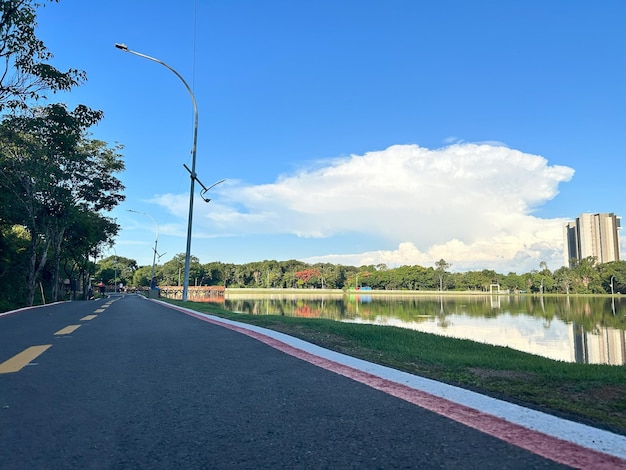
top-left (224, 293), bottom-right (626, 365)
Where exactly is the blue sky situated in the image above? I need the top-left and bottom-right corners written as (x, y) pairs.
top-left (34, 0), bottom-right (624, 273)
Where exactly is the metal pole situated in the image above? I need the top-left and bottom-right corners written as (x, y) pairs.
top-left (115, 43), bottom-right (197, 301)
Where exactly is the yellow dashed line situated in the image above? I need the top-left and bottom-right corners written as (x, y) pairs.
top-left (81, 315), bottom-right (97, 321)
top-left (55, 325), bottom-right (81, 335)
top-left (0, 345), bottom-right (52, 374)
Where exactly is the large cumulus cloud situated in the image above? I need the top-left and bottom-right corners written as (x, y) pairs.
top-left (153, 143), bottom-right (576, 272)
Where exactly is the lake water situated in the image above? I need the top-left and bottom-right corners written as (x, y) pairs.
top-left (222, 293), bottom-right (626, 365)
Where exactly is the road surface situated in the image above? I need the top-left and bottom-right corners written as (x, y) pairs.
top-left (0, 294), bottom-right (622, 468)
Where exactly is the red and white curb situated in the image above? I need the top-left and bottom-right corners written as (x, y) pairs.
top-left (163, 301), bottom-right (626, 469)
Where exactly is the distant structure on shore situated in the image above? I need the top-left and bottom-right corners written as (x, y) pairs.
top-left (563, 213), bottom-right (621, 268)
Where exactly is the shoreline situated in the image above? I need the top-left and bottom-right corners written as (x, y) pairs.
top-left (222, 287), bottom-right (621, 297)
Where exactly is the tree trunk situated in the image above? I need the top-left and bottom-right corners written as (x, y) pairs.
top-left (25, 235), bottom-right (50, 307)
top-left (51, 228), bottom-right (66, 302)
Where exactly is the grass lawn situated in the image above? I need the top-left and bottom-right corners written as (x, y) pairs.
top-left (163, 299), bottom-right (626, 435)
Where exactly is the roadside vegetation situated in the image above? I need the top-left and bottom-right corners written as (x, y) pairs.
top-left (0, 1), bottom-right (124, 312)
top-left (164, 299), bottom-right (626, 435)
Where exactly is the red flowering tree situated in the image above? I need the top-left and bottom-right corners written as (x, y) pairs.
top-left (294, 269), bottom-right (321, 288)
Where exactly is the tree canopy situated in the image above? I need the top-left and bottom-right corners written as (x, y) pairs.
top-left (94, 254), bottom-right (626, 296)
top-left (0, 0), bottom-right (85, 111)
top-left (0, 103), bottom-right (125, 305)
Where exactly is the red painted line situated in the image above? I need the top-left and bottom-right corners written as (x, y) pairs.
top-left (169, 304), bottom-right (626, 469)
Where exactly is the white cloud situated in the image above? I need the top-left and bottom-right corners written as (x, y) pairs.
top-left (151, 143), bottom-right (577, 272)
top-left (302, 234), bottom-right (567, 274)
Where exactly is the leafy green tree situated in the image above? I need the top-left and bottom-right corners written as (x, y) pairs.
top-left (553, 266), bottom-right (574, 294)
top-left (529, 261), bottom-right (555, 293)
top-left (435, 259), bottom-right (451, 291)
top-left (160, 254), bottom-right (201, 286)
top-left (0, 224), bottom-right (29, 310)
top-left (598, 261), bottom-right (626, 294)
top-left (202, 261), bottom-right (226, 286)
top-left (61, 210), bottom-right (118, 299)
top-left (282, 269), bottom-right (297, 288)
top-left (311, 263), bottom-right (336, 289)
top-left (571, 257), bottom-right (601, 293)
top-left (327, 264), bottom-right (347, 289)
top-left (132, 265), bottom-right (153, 288)
top-left (95, 255), bottom-right (137, 288)
top-left (0, 0), bottom-right (85, 111)
top-left (0, 104), bottom-right (125, 304)
top-left (502, 272), bottom-right (524, 293)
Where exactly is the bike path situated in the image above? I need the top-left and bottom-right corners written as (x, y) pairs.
top-left (167, 301), bottom-right (626, 468)
top-left (0, 295), bottom-right (623, 469)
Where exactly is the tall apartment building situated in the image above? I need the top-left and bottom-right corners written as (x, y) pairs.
top-left (563, 213), bottom-right (621, 267)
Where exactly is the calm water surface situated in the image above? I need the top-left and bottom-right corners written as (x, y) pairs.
top-left (223, 293), bottom-right (626, 365)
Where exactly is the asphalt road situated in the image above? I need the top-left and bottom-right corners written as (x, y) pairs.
top-left (0, 294), bottom-right (568, 469)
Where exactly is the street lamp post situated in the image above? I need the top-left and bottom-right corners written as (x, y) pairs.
top-left (115, 43), bottom-right (198, 301)
top-left (128, 210), bottom-right (159, 284)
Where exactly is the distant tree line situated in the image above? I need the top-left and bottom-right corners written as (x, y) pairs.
top-left (95, 254), bottom-right (626, 297)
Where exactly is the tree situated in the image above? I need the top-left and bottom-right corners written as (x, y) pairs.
top-left (0, 224), bottom-right (30, 309)
top-left (294, 269), bottom-right (321, 288)
top-left (161, 254), bottom-right (201, 286)
top-left (96, 255), bottom-right (137, 289)
top-left (571, 257), bottom-right (601, 293)
top-left (0, 104), bottom-right (125, 305)
top-left (132, 265), bottom-right (153, 288)
top-left (552, 266), bottom-right (573, 294)
top-left (0, 0), bottom-right (86, 111)
top-left (61, 210), bottom-right (118, 299)
top-left (598, 261), bottom-right (626, 294)
top-left (435, 259), bottom-right (451, 291)
top-left (203, 261), bottom-right (226, 286)
top-left (499, 272), bottom-right (518, 293)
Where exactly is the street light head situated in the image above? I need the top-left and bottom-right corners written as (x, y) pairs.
top-left (115, 43), bottom-right (129, 51)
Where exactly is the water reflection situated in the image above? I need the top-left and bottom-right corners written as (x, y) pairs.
top-left (223, 294), bottom-right (626, 365)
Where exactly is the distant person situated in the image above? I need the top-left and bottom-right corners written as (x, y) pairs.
top-left (98, 281), bottom-right (105, 297)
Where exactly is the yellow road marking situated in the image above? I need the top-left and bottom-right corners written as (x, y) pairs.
top-left (81, 315), bottom-right (97, 321)
top-left (94, 308), bottom-right (105, 313)
top-left (55, 325), bottom-right (81, 335)
top-left (0, 345), bottom-right (52, 374)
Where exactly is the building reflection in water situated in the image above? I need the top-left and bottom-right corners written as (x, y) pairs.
top-left (573, 324), bottom-right (626, 365)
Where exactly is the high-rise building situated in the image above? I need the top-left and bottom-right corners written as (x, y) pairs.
top-left (563, 213), bottom-right (621, 267)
